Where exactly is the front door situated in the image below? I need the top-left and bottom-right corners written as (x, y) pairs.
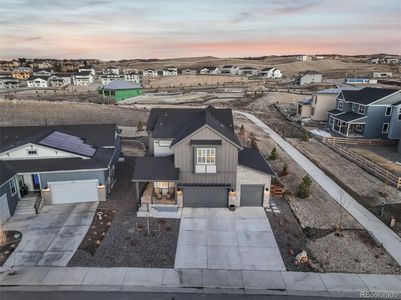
top-left (32, 174), bottom-right (40, 190)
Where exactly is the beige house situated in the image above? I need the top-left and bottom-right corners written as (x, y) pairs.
top-left (310, 89), bottom-right (341, 121)
top-left (297, 98), bottom-right (313, 119)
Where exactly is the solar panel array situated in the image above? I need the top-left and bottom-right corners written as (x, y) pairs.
top-left (39, 131), bottom-right (96, 157)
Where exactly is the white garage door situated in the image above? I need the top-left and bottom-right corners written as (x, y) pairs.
top-left (0, 194), bottom-right (11, 225)
top-left (49, 180), bottom-right (99, 204)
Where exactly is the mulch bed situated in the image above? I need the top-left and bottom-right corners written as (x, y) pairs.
top-left (77, 208), bottom-right (116, 256)
top-left (0, 231), bottom-right (22, 266)
top-left (68, 157), bottom-right (180, 268)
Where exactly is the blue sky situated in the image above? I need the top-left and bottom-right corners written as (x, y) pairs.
top-left (0, 0), bottom-right (400, 59)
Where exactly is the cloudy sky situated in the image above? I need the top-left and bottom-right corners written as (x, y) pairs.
top-left (0, 0), bottom-right (400, 60)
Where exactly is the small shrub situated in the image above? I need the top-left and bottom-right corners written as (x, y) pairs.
top-left (303, 132), bottom-right (310, 142)
top-left (280, 163), bottom-right (289, 177)
top-left (240, 124), bottom-right (245, 134)
top-left (297, 175), bottom-right (312, 198)
top-left (137, 121), bottom-right (144, 131)
top-left (269, 147), bottom-right (278, 160)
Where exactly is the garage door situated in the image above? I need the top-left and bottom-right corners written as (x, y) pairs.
top-left (49, 180), bottom-right (99, 204)
top-left (0, 194), bottom-right (11, 225)
top-left (183, 187), bottom-right (228, 207)
top-left (240, 184), bottom-right (264, 206)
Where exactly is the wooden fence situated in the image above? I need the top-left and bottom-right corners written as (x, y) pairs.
top-left (322, 137), bottom-right (396, 146)
top-left (322, 139), bottom-right (401, 189)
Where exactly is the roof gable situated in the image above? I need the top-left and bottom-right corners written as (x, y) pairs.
top-left (341, 87), bottom-right (398, 105)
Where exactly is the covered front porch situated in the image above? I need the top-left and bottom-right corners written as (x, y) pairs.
top-left (330, 112), bottom-right (366, 137)
top-left (141, 181), bottom-right (177, 206)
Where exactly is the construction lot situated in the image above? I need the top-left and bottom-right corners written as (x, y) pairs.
top-left (234, 113), bottom-right (401, 274)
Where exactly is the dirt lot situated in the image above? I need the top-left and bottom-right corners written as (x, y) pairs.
top-left (235, 114), bottom-right (401, 274)
top-left (288, 138), bottom-right (401, 208)
top-left (0, 99), bottom-right (149, 127)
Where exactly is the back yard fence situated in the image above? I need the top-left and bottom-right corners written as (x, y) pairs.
top-left (322, 138), bottom-right (401, 189)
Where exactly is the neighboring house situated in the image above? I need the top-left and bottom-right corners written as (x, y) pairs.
top-left (372, 72), bottom-right (392, 78)
top-left (0, 60), bottom-right (20, 71)
top-left (49, 73), bottom-right (72, 87)
top-left (296, 55), bottom-right (312, 61)
top-left (310, 88), bottom-right (361, 122)
top-left (181, 69), bottom-right (197, 75)
top-left (0, 77), bottom-right (20, 89)
top-left (132, 106), bottom-right (275, 213)
top-left (296, 71), bottom-right (322, 85)
top-left (259, 67), bottom-right (282, 78)
top-left (296, 98), bottom-right (313, 119)
top-left (162, 67), bottom-right (178, 76)
top-left (60, 62), bottom-right (79, 72)
top-left (0, 124), bottom-right (120, 224)
top-left (98, 80), bottom-right (142, 102)
top-left (79, 65), bottom-right (96, 76)
top-left (72, 71), bottom-right (94, 85)
top-left (123, 72), bottom-right (140, 83)
top-left (326, 87), bottom-right (401, 138)
top-left (27, 76), bottom-right (50, 88)
top-left (103, 66), bottom-right (119, 75)
top-left (221, 65), bottom-right (238, 75)
top-left (99, 74), bottom-right (123, 85)
top-left (33, 69), bottom-right (54, 77)
top-left (199, 66), bottom-right (220, 75)
top-left (385, 58), bottom-right (399, 65)
top-left (142, 69), bottom-right (158, 77)
top-left (345, 78), bottom-right (377, 84)
top-left (237, 67), bottom-right (259, 76)
top-left (387, 101), bottom-right (401, 154)
top-left (12, 67), bottom-right (33, 80)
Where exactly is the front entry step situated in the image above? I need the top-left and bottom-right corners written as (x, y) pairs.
top-left (137, 204), bottom-right (182, 218)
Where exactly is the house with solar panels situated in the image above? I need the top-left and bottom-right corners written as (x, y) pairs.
top-left (0, 124), bottom-right (120, 224)
top-left (99, 80), bottom-right (142, 102)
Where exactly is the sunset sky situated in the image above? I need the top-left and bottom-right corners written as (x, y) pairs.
top-left (0, 0), bottom-right (400, 60)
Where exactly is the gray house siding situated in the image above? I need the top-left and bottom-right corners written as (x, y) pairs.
top-left (364, 106), bottom-right (393, 138)
top-left (173, 126), bottom-right (238, 187)
top-left (0, 176), bottom-right (19, 217)
top-left (40, 170), bottom-right (106, 188)
top-left (111, 136), bottom-right (121, 166)
top-left (388, 105), bottom-right (401, 139)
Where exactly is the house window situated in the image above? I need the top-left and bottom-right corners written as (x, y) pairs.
top-left (398, 108), bottom-right (401, 120)
top-left (355, 124), bottom-right (363, 132)
top-left (329, 116), bottom-right (334, 125)
top-left (358, 105), bottom-right (366, 115)
top-left (382, 123), bottom-right (389, 133)
top-left (9, 178), bottom-right (17, 196)
top-left (352, 104), bottom-right (356, 112)
top-left (195, 148), bottom-right (216, 173)
top-left (337, 101), bottom-right (343, 110)
top-left (158, 140), bottom-right (172, 147)
top-left (27, 149), bottom-right (38, 155)
top-left (385, 106), bottom-right (392, 116)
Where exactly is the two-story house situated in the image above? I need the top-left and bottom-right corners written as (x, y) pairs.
top-left (132, 106), bottom-right (275, 215)
top-left (326, 87), bottom-right (401, 138)
top-left (72, 71), bottom-right (94, 85)
top-left (162, 67), bottom-right (178, 76)
top-left (0, 124), bottom-right (120, 224)
top-left (259, 68), bottom-right (283, 78)
top-left (387, 101), bottom-right (401, 154)
top-left (27, 75), bottom-right (50, 88)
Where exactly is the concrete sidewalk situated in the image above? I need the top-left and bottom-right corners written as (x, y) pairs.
top-left (238, 111), bottom-right (401, 266)
top-left (0, 266), bottom-right (400, 298)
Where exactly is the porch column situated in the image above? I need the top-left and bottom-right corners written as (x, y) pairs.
top-left (135, 182), bottom-right (139, 201)
top-left (346, 123), bottom-right (350, 137)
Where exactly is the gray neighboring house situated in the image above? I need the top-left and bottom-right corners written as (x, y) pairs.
top-left (326, 87), bottom-right (401, 138)
top-left (132, 106), bottom-right (275, 213)
top-left (296, 71), bottom-right (322, 85)
top-left (0, 124), bottom-right (120, 224)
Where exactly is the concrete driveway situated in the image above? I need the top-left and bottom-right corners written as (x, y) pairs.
top-left (3, 202), bottom-right (98, 267)
top-left (174, 207), bottom-right (285, 271)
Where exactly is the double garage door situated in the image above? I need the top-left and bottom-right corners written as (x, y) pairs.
top-left (240, 184), bottom-right (264, 206)
top-left (49, 180), bottom-right (99, 204)
top-left (183, 187), bottom-right (228, 207)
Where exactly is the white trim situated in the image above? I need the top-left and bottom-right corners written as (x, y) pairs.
top-left (382, 123), bottom-right (390, 134)
top-left (9, 177), bottom-right (17, 196)
top-left (385, 106), bottom-right (392, 116)
top-left (16, 168), bottom-right (107, 175)
top-left (0, 176), bottom-right (15, 189)
top-left (368, 90), bottom-right (401, 106)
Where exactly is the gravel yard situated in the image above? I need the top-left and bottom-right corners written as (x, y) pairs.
top-left (68, 156), bottom-right (180, 268)
top-left (235, 115), bottom-right (401, 274)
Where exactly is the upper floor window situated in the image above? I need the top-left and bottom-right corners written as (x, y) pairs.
top-left (195, 148), bottom-right (216, 173)
top-left (382, 123), bottom-right (389, 134)
top-left (27, 149), bottom-right (38, 155)
top-left (9, 178), bottom-right (17, 196)
top-left (358, 105), bottom-right (366, 115)
top-left (385, 106), bottom-right (392, 116)
top-left (337, 101), bottom-right (343, 110)
top-left (398, 108), bottom-right (401, 120)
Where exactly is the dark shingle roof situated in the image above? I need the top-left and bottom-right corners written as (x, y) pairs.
top-left (327, 109), bottom-right (342, 115)
top-left (27, 75), bottom-right (50, 81)
top-left (146, 106), bottom-right (242, 148)
top-left (333, 112), bottom-right (367, 122)
top-left (0, 161), bottom-right (15, 185)
top-left (132, 156), bottom-right (179, 181)
top-left (0, 124), bottom-right (117, 153)
top-left (341, 87), bottom-right (398, 105)
top-left (238, 148), bottom-right (275, 176)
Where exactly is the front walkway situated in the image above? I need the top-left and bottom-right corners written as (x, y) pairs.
top-left (238, 111), bottom-right (401, 265)
top-left (3, 202), bottom-right (98, 267)
top-left (174, 207), bottom-right (285, 271)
